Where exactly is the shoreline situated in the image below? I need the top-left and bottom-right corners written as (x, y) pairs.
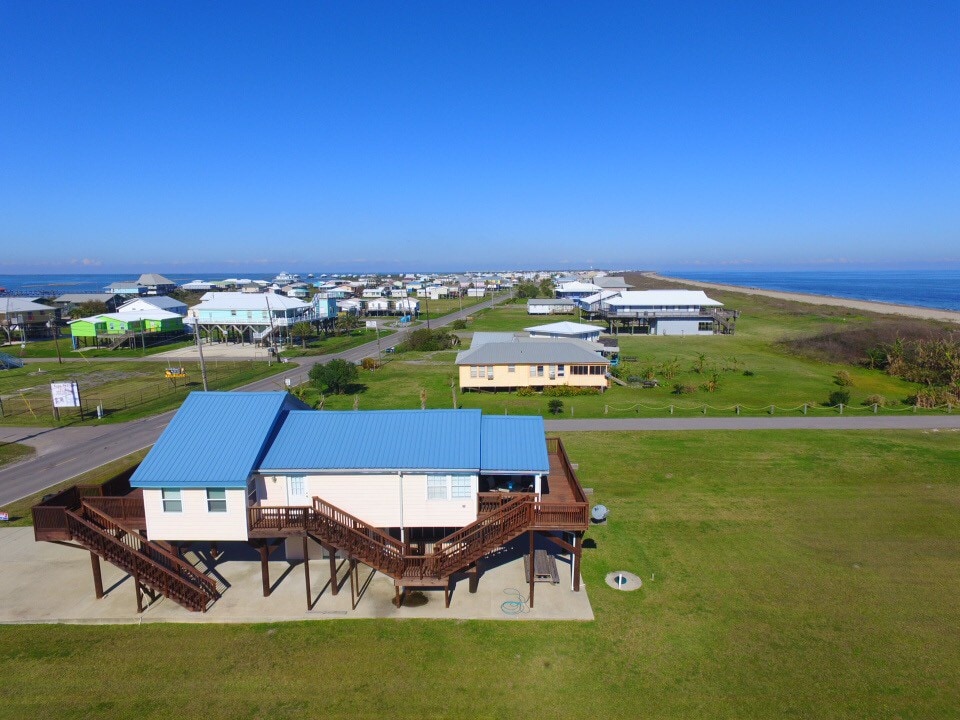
top-left (645, 272), bottom-right (960, 324)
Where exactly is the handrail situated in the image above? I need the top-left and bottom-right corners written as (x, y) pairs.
top-left (80, 503), bottom-right (218, 598)
top-left (65, 509), bottom-right (216, 610)
top-left (82, 496), bottom-right (145, 524)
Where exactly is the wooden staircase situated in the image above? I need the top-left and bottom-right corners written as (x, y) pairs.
top-left (34, 487), bottom-right (220, 612)
top-left (250, 491), bottom-right (585, 586)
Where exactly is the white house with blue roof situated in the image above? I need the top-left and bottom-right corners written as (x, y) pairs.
top-left (43, 391), bottom-right (588, 610)
top-left (130, 393), bottom-right (568, 546)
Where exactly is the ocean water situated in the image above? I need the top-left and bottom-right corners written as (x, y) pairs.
top-left (0, 272), bottom-right (282, 296)
top-left (662, 270), bottom-right (960, 313)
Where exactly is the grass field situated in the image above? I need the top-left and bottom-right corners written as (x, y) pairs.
top-left (280, 328), bottom-right (392, 358)
top-left (1, 429), bottom-right (957, 718)
top-left (0, 441), bottom-right (33, 468)
top-left (364, 292), bottom-right (932, 417)
top-left (9, 334), bottom-right (194, 359)
top-left (0, 360), bottom-right (285, 426)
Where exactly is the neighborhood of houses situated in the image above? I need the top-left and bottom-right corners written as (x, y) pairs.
top-left (9, 269), bottom-right (732, 616)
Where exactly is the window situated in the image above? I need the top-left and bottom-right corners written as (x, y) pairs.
top-left (207, 488), bottom-right (227, 513)
top-left (486, 366), bottom-right (494, 379)
top-left (529, 365), bottom-right (536, 377)
top-left (289, 477), bottom-right (307, 500)
top-left (247, 478), bottom-right (258, 506)
top-left (537, 365), bottom-right (544, 377)
top-left (451, 475), bottom-right (471, 499)
top-left (558, 364), bottom-right (565, 377)
top-left (161, 488), bottom-right (182, 513)
top-left (427, 476), bottom-right (448, 500)
top-left (698, 321), bottom-right (713, 331)
top-left (470, 366), bottom-right (478, 378)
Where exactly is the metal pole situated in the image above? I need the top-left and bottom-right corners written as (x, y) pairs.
top-left (195, 324), bottom-right (209, 391)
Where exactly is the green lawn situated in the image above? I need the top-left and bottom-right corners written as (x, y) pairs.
top-left (387, 290), bottom-right (932, 416)
top-left (1, 429), bottom-right (958, 718)
top-left (0, 441), bottom-right (33, 468)
top-left (0, 360), bottom-right (286, 426)
top-left (280, 328), bottom-right (392, 358)
top-left (11, 335), bottom-right (194, 358)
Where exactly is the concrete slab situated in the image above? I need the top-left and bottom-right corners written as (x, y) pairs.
top-left (151, 342), bottom-right (274, 362)
top-left (0, 528), bottom-right (593, 624)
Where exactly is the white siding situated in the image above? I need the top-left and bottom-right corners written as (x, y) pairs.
top-left (261, 472), bottom-right (478, 529)
top-left (656, 318), bottom-right (712, 336)
top-left (143, 487), bottom-right (248, 541)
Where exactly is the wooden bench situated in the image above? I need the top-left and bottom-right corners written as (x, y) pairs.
top-left (524, 549), bottom-right (560, 584)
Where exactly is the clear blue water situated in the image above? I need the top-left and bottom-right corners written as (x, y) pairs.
top-left (661, 270), bottom-right (960, 313)
top-left (0, 273), bottom-right (281, 296)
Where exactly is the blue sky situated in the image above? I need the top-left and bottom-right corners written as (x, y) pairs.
top-left (1, 1), bottom-right (957, 274)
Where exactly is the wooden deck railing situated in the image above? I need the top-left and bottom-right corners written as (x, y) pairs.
top-left (82, 495), bottom-right (145, 526)
top-left (66, 505), bottom-right (218, 612)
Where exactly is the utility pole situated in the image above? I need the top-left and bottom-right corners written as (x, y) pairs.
top-left (375, 322), bottom-right (382, 367)
top-left (195, 323), bottom-right (209, 391)
top-left (47, 320), bottom-right (62, 364)
top-left (424, 292), bottom-right (431, 330)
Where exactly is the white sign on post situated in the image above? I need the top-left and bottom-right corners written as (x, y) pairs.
top-left (50, 381), bottom-right (81, 408)
top-left (365, 320), bottom-right (378, 329)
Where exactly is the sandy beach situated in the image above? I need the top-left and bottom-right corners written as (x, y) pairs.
top-left (645, 272), bottom-right (960, 325)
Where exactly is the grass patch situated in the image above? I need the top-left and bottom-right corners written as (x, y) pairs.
top-left (1, 429), bottom-right (958, 718)
top-left (0, 442), bottom-right (33, 469)
top-left (280, 329), bottom-right (392, 358)
top-left (11, 336), bottom-right (194, 359)
top-left (0, 448), bottom-right (148, 526)
top-left (0, 360), bottom-right (286, 426)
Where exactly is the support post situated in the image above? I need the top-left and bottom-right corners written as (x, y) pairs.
top-left (134, 572), bottom-right (144, 613)
top-left (528, 530), bottom-right (536, 609)
top-left (90, 551), bottom-right (103, 599)
top-left (259, 543), bottom-right (271, 597)
top-left (326, 543), bottom-right (339, 595)
top-left (303, 536), bottom-right (312, 610)
top-left (573, 533), bottom-right (582, 592)
top-left (468, 562), bottom-right (480, 594)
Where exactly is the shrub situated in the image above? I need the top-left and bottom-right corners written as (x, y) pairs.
top-left (547, 399), bottom-right (564, 415)
top-left (742, 370), bottom-right (755, 377)
top-left (827, 389), bottom-right (851, 406)
top-left (396, 328), bottom-right (461, 352)
top-left (863, 394), bottom-right (888, 407)
top-left (516, 386), bottom-right (534, 397)
top-left (834, 370), bottom-right (854, 386)
top-left (449, 319), bottom-right (467, 330)
top-left (909, 386), bottom-right (960, 408)
top-left (309, 359), bottom-right (359, 395)
top-left (543, 385), bottom-right (600, 397)
top-left (360, 357), bottom-right (380, 370)
top-left (672, 383), bottom-right (697, 395)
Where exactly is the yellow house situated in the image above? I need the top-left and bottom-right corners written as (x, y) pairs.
top-left (456, 337), bottom-right (609, 392)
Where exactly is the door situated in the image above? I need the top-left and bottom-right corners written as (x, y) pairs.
top-left (287, 476), bottom-right (309, 505)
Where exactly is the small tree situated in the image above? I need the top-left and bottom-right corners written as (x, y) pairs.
top-left (538, 279), bottom-right (555, 298)
top-left (309, 359), bottom-right (358, 394)
top-left (548, 399), bottom-right (564, 415)
top-left (290, 321), bottom-right (315, 349)
top-left (74, 300), bottom-right (108, 318)
top-left (828, 389), bottom-right (851, 406)
top-left (335, 313), bottom-right (360, 335)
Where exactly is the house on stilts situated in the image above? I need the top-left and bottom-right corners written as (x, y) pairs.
top-left (32, 392), bottom-right (589, 613)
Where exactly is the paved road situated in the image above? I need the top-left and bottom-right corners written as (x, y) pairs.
top-left (0, 294), bottom-right (510, 505)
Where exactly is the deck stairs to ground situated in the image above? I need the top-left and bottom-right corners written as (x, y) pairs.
top-left (252, 493), bottom-right (572, 586)
top-left (62, 500), bottom-right (221, 612)
top-left (606, 372), bottom-right (628, 387)
top-left (104, 331), bottom-right (137, 350)
top-left (0, 351), bottom-right (24, 369)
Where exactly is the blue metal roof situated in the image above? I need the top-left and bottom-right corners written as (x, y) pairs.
top-left (480, 416), bottom-right (550, 474)
top-left (131, 392), bottom-right (306, 489)
top-left (260, 409), bottom-right (482, 472)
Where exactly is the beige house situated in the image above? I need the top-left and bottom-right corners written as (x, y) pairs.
top-left (456, 337), bottom-right (609, 392)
